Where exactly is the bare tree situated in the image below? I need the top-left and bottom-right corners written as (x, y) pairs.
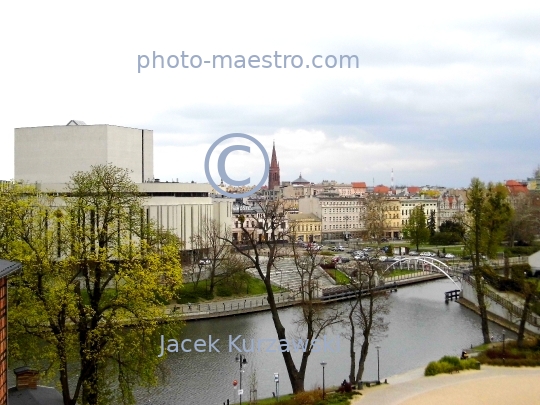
top-left (190, 217), bottom-right (233, 293)
top-left (342, 256), bottom-right (390, 387)
top-left (362, 193), bottom-right (388, 246)
top-left (221, 199), bottom-right (340, 393)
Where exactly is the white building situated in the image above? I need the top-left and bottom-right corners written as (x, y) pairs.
top-left (299, 195), bottom-right (365, 241)
top-left (15, 120), bottom-right (153, 184)
top-left (14, 121), bottom-right (233, 251)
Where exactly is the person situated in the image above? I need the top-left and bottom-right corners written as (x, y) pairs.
top-left (461, 351), bottom-right (468, 360)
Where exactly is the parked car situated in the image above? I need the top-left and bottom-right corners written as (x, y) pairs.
top-left (332, 246), bottom-right (345, 251)
top-left (409, 250), bottom-right (419, 256)
top-left (445, 253), bottom-right (455, 259)
top-left (378, 255), bottom-right (388, 262)
top-left (198, 258), bottom-right (211, 265)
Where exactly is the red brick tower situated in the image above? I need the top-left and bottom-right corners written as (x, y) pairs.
top-left (268, 142), bottom-right (280, 190)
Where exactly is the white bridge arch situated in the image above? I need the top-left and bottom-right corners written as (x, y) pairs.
top-left (382, 257), bottom-right (461, 289)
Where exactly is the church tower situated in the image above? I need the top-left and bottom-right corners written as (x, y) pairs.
top-left (268, 142), bottom-right (280, 190)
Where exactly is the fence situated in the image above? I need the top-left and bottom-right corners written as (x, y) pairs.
top-left (463, 275), bottom-right (540, 328)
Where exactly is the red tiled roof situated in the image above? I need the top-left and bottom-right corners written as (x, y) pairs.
top-left (352, 182), bottom-right (367, 188)
top-left (407, 186), bottom-right (420, 193)
top-left (506, 180), bottom-right (528, 194)
top-left (374, 185), bottom-right (390, 194)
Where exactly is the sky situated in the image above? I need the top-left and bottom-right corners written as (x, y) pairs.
top-left (1, 1), bottom-right (539, 188)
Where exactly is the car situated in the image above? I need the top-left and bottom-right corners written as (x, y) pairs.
top-left (378, 255), bottom-right (388, 261)
top-left (445, 253), bottom-right (455, 259)
top-left (332, 246), bottom-right (345, 251)
top-left (198, 258), bottom-right (211, 265)
top-left (353, 255), bottom-right (365, 260)
top-left (409, 250), bottom-right (419, 256)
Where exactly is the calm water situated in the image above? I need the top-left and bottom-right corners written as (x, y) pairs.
top-left (134, 279), bottom-right (512, 405)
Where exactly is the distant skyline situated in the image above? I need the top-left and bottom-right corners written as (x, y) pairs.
top-left (1, 2), bottom-right (539, 188)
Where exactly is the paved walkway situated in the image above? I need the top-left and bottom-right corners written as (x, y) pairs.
top-left (351, 366), bottom-right (540, 405)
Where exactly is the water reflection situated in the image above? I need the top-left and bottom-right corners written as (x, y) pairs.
top-left (138, 280), bottom-right (514, 404)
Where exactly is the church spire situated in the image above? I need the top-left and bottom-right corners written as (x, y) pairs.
top-left (271, 141), bottom-right (279, 168)
top-left (268, 142), bottom-right (280, 190)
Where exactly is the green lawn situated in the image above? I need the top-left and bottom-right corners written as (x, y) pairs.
top-left (385, 269), bottom-right (422, 278)
top-left (176, 274), bottom-right (282, 304)
top-left (327, 269), bottom-right (350, 285)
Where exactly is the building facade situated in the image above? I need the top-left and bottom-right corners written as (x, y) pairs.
top-left (288, 213), bottom-right (322, 243)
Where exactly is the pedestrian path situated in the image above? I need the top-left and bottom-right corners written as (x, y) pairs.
top-left (352, 365), bottom-right (540, 405)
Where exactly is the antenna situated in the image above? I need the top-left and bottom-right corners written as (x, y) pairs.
top-left (391, 168), bottom-right (394, 191)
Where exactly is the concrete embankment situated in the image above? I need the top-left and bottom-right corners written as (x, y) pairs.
top-left (170, 272), bottom-right (446, 322)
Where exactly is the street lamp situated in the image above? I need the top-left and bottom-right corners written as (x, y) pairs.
top-left (344, 216), bottom-right (350, 247)
top-left (502, 329), bottom-right (505, 363)
top-left (375, 345), bottom-right (381, 384)
top-left (320, 361), bottom-right (327, 400)
top-left (236, 354), bottom-right (248, 405)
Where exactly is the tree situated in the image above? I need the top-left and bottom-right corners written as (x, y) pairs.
top-left (5, 165), bottom-right (183, 405)
top-left (342, 256), bottom-right (390, 386)
top-left (222, 199), bottom-right (340, 394)
top-left (464, 178), bottom-right (513, 344)
top-left (427, 211), bottom-right (436, 239)
top-left (439, 220), bottom-right (465, 237)
top-left (506, 193), bottom-right (540, 246)
top-left (189, 217), bottom-right (232, 293)
top-left (405, 206), bottom-right (429, 250)
top-left (362, 194), bottom-right (389, 246)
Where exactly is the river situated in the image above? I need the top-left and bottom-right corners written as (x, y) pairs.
top-left (134, 279), bottom-right (512, 405)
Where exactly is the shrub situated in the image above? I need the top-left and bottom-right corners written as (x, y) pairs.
top-left (425, 361), bottom-right (443, 376)
top-left (440, 356), bottom-right (463, 370)
top-left (461, 358), bottom-right (481, 370)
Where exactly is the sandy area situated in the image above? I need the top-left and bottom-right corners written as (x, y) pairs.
top-left (352, 366), bottom-right (540, 405)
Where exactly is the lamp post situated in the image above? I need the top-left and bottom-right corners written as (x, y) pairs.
top-left (502, 329), bottom-right (505, 364)
top-left (376, 345), bottom-right (381, 384)
top-left (320, 361), bottom-right (327, 400)
top-left (236, 354), bottom-right (248, 405)
top-left (344, 216), bottom-right (350, 247)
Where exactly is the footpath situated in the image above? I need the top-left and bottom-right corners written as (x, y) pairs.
top-left (351, 365), bottom-right (540, 405)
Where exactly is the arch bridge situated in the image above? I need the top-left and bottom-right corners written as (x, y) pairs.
top-left (383, 257), bottom-right (466, 289)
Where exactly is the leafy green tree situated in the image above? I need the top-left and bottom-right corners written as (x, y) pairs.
top-left (405, 205), bottom-right (429, 250)
top-left (428, 211), bottom-right (436, 239)
top-left (4, 165), bottom-right (183, 405)
top-left (464, 178), bottom-right (513, 344)
top-left (439, 220), bottom-right (465, 237)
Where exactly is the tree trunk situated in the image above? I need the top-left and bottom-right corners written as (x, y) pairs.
top-left (348, 312), bottom-right (356, 385)
top-left (355, 332), bottom-right (370, 383)
top-left (265, 279), bottom-right (305, 393)
top-left (517, 292), bottom-right (533, 348)
top-left (473, 270), bottom-right (491, 344)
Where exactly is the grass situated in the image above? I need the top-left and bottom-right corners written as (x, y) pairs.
top-left (176, 274), bottom-right (282, 304)
top-left (256, 389), bottom-right (359, 405)
top-left (385, 269), bottom-right (422, 278)
top-left (326, 269), bottom-right (350, 285)
top-left (476, 339), bottom-right (540, 367)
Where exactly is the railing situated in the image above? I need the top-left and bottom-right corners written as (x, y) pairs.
top-left (463, 275), bottom-right (540, 327)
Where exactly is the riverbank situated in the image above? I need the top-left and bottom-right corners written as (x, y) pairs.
top-left (351, 365), bottom-right (540, 404)
top-left (168, 272), bottom-right (446, 322)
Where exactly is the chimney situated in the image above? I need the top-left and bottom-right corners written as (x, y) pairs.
top-left (13, 367), bottom-right (39, 390)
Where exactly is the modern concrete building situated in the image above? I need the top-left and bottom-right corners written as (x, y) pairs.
top-left (13, 121), bottom-right (233, 252)
top-left (15, 120), bottom-right (153, 184)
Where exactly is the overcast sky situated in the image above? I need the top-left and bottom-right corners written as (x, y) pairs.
top-left (1, 1), bottom-right (539, 188)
